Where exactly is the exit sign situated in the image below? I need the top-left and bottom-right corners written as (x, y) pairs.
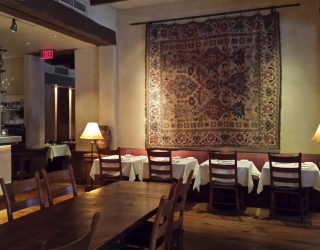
top-left (41, 50), bottom-right (53, 59)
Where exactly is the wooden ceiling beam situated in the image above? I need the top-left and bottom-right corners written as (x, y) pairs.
top-left (90, 0), bottom-right (126, 6)
top-left (0, 0), bottom-right (116, 46)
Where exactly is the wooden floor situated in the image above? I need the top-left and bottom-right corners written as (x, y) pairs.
top-left (1, 184), bottom-right (320, 250)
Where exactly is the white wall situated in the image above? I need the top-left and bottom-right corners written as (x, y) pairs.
top-left (117, 0), bottom-right (320, 153)
top-left (82, 0), bottom-right (118, 32)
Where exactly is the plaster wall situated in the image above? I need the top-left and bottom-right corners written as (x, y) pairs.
top-left (24, 55), bottom-right (45, 149)
top-left (117, 0), bottom-right (320, 153)
top-left (99, 46), bottom-right (118, 149)
top-left (83, 0), bottom-right (118, 32)
top-left (75, 48), bottom-right (99, 151)
top-left (2, 58), bottom-right (24, 96)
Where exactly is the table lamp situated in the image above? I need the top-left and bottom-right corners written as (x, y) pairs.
top-left (80, 123), bottom-right (103, 182)
top-left (311, 124), bottom-right (320, 142)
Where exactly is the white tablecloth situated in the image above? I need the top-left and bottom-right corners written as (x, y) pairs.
top-left (46, 144), bottom-right (72, 160)
top-left (193, 160), bottom-right (261, 193)
top-left (90, 155), bottom-right (148, 182)
top-left (142, 157), bottom-right (198, 183)
top-left (257, 162), bottom-right (320, 194)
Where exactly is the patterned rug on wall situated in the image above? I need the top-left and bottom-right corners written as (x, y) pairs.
top-left (145, 12), bottom-right (281, 149)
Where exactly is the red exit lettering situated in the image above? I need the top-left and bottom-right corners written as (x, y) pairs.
top-left (41, 50), bottom-right (53, 59)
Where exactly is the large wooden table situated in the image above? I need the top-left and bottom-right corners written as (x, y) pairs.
top-left (0, 181), bottom-right (171, 250)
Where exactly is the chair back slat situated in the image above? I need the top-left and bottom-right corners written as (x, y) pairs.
top-left (273, 177), bottom-right (300, 184)
top-left (41, 165), bottom-right (77, 206)
top-left (208, 151), bottom-right (238, 185)
top-left (271, 167), bottom-right (300, 173)
top-left (97, 147), bottom-right (123, 183)
top-left (100, 167), bottom-right (121, 172)
top-left (37, 212), bottom-right (100, 250)
top-left (51, 186), bottom-right (75, 199)
top-left (268, 152), bottom-right (302, 190)
top-left (148, 151), bottom-right (172, 158)
top-left (148, 161), bottom-right (171, 166)
top-left (149, 169), bottom-right (172, 175)
top-left (209, 152), bottom-right (235, 161)
top-left (100, 159), bottom-right (121, 164)
top-left (0, 172), bottom-right (45, 221)
top-left (150, 193), bottom-right (175, 250)
top-left (172, 216), bottom-right (183, 231)
top-left (11, 197), bottom-right (42, 213)
top-left (210, 173), bottom-right (236, 179)
top-left (211, 163), bottom-right (236, 170)
top-left (147, 149), bottom-right (173, 182)
top-left (45, 169), bottom-right (71, 183)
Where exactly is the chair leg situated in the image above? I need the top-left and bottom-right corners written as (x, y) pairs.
top-left (176, 234), bottom-right (182, 250)
top-left (209, 186), bottom-right (213, 212)
top-left (299, 194), bottom-right (304, 223)
top-left (306, 189), bottom-right (309, 215)
top-left (270, 191), bottom-right (274, 219)
top-left (240, 186), bottom-right (244, 212)
top-left (235, 188), bottom-right (240, 215)
top-left (19, 158), bottom-right (24, 180)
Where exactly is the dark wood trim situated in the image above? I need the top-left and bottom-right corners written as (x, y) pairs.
top-left (90, 0), bottom-right (126, 6)
top-left (0, 0), bottom-right (116, 46)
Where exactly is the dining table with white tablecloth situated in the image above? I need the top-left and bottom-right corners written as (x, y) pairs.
top-left (257, 162), bottom-right (320, 194)
top-left (193, 160), bottom-right (261, 193)
top-left (46, 144), bottom-right (72, 160)
top-left (141, 157), bottom-right (198, 183)
top-left (90, 155), bottom-right (148, 182)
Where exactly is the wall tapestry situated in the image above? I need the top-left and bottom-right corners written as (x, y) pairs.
top-left (145, 12), bottom-right (281, 149)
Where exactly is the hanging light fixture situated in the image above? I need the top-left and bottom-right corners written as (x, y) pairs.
top-left (10, 19), bottom-right (17, 32)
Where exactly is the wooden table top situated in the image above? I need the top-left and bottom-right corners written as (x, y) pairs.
top-left (0, 181), bottom-right (171, 250)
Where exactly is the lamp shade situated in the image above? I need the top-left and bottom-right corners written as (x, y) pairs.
top-left (311, 124), bottom-right (320, 142)
top-left (80, 122), bottom-right (103, 140)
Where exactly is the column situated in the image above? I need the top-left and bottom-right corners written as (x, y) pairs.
top-left (99, 45), bottom-right (118, 149)
top-left (24, 55), bottom-right (45, 149)
top-left (75, 48), bottom-right (99, 151)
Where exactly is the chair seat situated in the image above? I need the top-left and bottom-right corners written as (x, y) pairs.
top-left (124, 221), bottom-right (183, 247)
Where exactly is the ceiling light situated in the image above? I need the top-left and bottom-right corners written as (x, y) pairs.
top-left (10, 19), bottom-right (17, 32)
top-left (24, 42), bottom-right (31, 45)
top-left (53, 35), bottom-right (57, 38)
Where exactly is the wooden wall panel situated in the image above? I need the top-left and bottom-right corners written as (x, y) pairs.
top-left (57, 88), bottom-right (69, 141)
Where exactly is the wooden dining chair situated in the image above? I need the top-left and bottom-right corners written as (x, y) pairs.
top-left (97, 147), bottom-right (128, 186)
top-left (268, 152), bottom-right (308, 223)
top-left (0, 172), bottom-right (45, 221)
top-left (41, 165), bottom-right (77, 206)
top-left (167, 170), bottom-right (194, 250)
top-left (123, 171), bottom-right (194, 250)
top-left (37, 212), bottom-right (100, 250)
top-left (147, 149), bottom-right (173, 183)
top-left (208, 150), bottom-right (242, 214)
top-left (110, 190), bottom-right (176, 250)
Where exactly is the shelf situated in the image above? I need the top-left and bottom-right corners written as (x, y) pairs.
top-left (0, 70), bottom-right (6, 73)
top-left (3, 108), bottom-right (23, 112)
